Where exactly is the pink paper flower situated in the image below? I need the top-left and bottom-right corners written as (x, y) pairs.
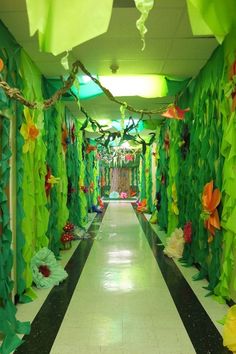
top-left (120, 192), bottom-right (128, 199)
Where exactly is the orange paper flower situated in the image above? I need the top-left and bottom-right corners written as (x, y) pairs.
top-left (20, 108), bottom-right (39, 153)
top-left (137, 199), bottom-right (147, 213)
top-left (202, 180), bottom-right (221, 241)
top-left (161, 105), bottom-right (190, 120)
top-left (86, 145), bottom-right (96, 154)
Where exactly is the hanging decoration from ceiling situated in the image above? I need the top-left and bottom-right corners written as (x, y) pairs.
top-left (0, 58), bottom-right (189, 123)
top-left (134, 0), bottom-right (154, 50)
top-left (186, 0), bottom-right (236, 44)
top-left (25, 0), bottom-right (113, 55)
top-left (99, 147), bottom-right (140, 168)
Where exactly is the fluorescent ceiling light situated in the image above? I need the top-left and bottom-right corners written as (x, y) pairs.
top-left (99, 75), bottom-right (168, 98)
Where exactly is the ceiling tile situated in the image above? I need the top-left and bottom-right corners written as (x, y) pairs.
top-left (0, 11), bottom-right (30, 42)
top-left (0, 0), bottom-right (26, 12)
top-left (162, 59), bottom-right (207, 77)
top-left (167, 38), bottom-right (218, 60)
top-left (73, 38), bottom-right (172, 61)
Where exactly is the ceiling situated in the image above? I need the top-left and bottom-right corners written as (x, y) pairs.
top-left (0, 0), bottom-right (218, 122)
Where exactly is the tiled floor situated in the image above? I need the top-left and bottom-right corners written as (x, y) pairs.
top-left (50, 203), bottom-right (195, 354)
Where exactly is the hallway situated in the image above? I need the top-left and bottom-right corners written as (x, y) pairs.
top-left (15, 203), bottom-right (228, 354)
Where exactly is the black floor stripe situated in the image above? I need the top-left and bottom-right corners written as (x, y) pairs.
top-left (133, 205), bottom-right (231, 354)
top-left (15, 207), bottom-right (107, 354)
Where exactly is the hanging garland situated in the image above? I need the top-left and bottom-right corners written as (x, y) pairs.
top-left (0, 59), bottom-right (168, 115)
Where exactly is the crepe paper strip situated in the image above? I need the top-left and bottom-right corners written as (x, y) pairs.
top-left (0, 117), bottom-right (31, 353)
top-left (25, 0), bottom-right (113, 55)
top-left (223, 305), bottom-right (236, 352)
top-left (61, 124), bottom-right (69, 152)
top-left (225, 61), bottom-right (236, 111)
top-left (61, 51), bottom-right (70, 71)
top-left (120, 103), bottom-right (127, 131)
top-left (162, 105), bottom-right (190, 120)
top-left (163, 228), bottom-right (185, 259)
top-left (149, 210), bottom-right (158, 224)
top-left (31, 247), bottom-right (68, 288)
top-left (171, 183), bottom-right (179, 216)
top-left (134, 0), bottom-right (154, 50)
top-left (201, 180), bottom-right (221, 240)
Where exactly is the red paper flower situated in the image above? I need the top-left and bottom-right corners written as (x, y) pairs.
top-left (125, 154), bottom-right (133, 161)
top-left (184, 221), bottom-right (192, 244)
top-left (63, 222), bottom-right (74, 232)
top-left (162, 105), bottom-right (190, 120)
top-left (38, 265), bottom-right (51, 277)
top-left (61, 232), bottom-right (74, 243)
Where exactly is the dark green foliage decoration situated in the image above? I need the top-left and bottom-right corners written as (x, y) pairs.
top-left (177, 45), bottom-right (225, 292)
top-left (156, 122), bottom-right (169, 231)
top-left (44, 106), bottom-right (61, 256)
top-left (0, 22), bottom-right (30, 353)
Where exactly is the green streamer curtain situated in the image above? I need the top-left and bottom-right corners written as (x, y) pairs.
top-left (167, 121), bottom-right (179, 236)
top-left (145, 146), bottom-right (153, 212)
top-left (214, 32), bottom-right (236, 302)
top-left (156, 122), bottom-right (169, 231)
top-left (19, 50), bottom-right (49, 298)
top-left (0, 23), bottom-right (31, 353)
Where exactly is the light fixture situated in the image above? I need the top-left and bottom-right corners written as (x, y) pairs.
top-left (99, 75), bottom-right (168, 98)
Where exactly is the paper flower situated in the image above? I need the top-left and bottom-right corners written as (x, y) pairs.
top-left (31, 247), bottom-right (68, 288)
top-left (86, 145), bottom-right (97, 154)
top-left (120, 192), bottom-right (128, 199)
top-left (0, 58), bottom-right (4, 72)
top-left (164, 228), bottom-right (184, 259)
top-left (61, 232), bottom-right (74, 249)
top-left (80, 185), bottom-right (89, 193)
top-left (184, 221), bottom-right (192, 244)
top-left (223, 305), bottom-right (236, 352)
top-left (45, 166), bottom-right (60, 197)
top-left (20, 108), bottom-right (39, 153)
top-left (201, 180), bottom-right (221, 242)
top-left (162, 104), bottom-right (190, 120)
top-left (125, 154), bottom-right (133, 161)
top-left (109, 191), bottom-right (120, 199)
top-left (98, 196), bottom-right (104, 209)
top-left (137, 199), bottom-right (147, 212)
top-left (63, 222), bottom-right (74, 232)
top-left (130, 190), bottom-right (137, 197)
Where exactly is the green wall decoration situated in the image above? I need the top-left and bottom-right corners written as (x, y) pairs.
top-left (0, 39), bottom-right (30, 348)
